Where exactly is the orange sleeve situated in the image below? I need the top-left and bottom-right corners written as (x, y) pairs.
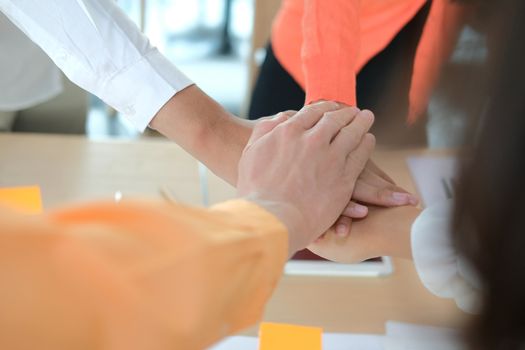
top-left (302, 0), bottom-right (361, 106)
top-left (0, 199), bottom-right (288, 350)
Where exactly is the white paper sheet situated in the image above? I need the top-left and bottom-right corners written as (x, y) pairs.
top-left (384, 321), bottom-right (464, 350)
top-left (406, 156), bottom-right (458, 207)
top-left (208, 336), bottom-right (258, 350)
top-left (207, 333), bottom-right (384, 350)
top-left (322, 333), bottom-right (384, 350)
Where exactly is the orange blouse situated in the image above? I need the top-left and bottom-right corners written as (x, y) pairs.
top-left (272, 0), bottom-right (469, 123)
top-left (0, 199), bottom-right (288, 350)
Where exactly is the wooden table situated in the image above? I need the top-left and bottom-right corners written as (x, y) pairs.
top-left (0, 133), bottom-right (202, 208)
top-left (0, 133), bottom-right (467, 335)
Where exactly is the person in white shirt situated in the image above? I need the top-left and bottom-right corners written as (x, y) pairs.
top-left (0, 12), bottom-right (62, 130)
top-left (311, 202), bottom-right (482, 314)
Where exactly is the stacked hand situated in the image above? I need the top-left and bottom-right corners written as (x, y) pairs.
top-left (309, 205), bottom-right (421, 263)
top-left (238, 102), bottom-right (419, 258)
top-left (237, 102), bottom-right (376, 256)
top-left (332, 159), bottom-right (418, 237)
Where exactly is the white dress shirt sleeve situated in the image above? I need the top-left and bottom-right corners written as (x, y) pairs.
top-left (0, 12), bottom-right (63, 111)
top-left (0, 0), bottom-right (194, 131)
top-left (411, 200), bottom-right (482, 314)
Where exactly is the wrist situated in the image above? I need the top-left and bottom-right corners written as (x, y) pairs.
top-left (243, 194), bottom-right (304, 258)
top-left (150, 85), bottom-right (253, 185)
top-left (377, 206), bottom-right (421, 259)
top-left (201, 115), bottom-right (253, 185)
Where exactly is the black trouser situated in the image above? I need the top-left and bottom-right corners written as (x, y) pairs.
top-left (249, 1), bottom-right (432, 146)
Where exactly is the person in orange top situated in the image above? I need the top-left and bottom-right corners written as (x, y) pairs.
top-left (249, 0), bottom-right (470, 145)
top-left (0, 103), bottom-right (377, 350)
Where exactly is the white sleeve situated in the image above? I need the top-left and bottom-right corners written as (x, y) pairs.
top-left (411, 200), bottom-right (482, 314)
top-left (0, 0), bottom-right (193, 131)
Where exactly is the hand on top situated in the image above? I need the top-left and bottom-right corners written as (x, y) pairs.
top-left (237, 102), bottom-right (375, 256)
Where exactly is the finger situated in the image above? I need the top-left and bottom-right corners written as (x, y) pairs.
top-left (315, 232), bottom-right (327, 243)
top-left (366, 160), bottom-right (396, 184)
top-left (332, 110), bottom-right (375, 155)
top-left (334, 216), bottom-right (353, 237)
top-left (288, 101), bottom-right (341, 130)
top-left (342, 201), bottom-right (369, 218)
top-left (359, 166), bottom-right (409, 193)
top-left (344, 133), bottom-right (376, 185)
top-left (310, 107), bottom-right (361, 144)
top-left (352, 179), bottom-right (420, 206)
top-left (247, 112), bottom-right (291, 147)
top-left (357, 166), bottom-right (418, 205)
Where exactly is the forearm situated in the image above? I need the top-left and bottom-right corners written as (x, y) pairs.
top-left (302, 0), bottom-right (360, 106)
top-left (0, 199), bottom-right (288, 350)
top-left (150, 85), bottom-right (252, 185)
top-left (309, 206), bottom-right (421, 263)
top-left (374, 206), bottom-right (421, 260)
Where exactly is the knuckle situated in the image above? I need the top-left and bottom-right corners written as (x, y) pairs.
top-left (364, 133), bottom-right (376, 150)
top-left (255, 118), bottom-right (273, 129)
top-left (305, 101), bottom-right (338, 113)
top-left (326, 112), bottom-right (345, 128)
top-left (346, 106), bottom-right (361, 114)
top-left (324, 101), bottom-right (340, 110)
top-left (275, 111), bottom-right (290, 120)
top-left (301, 104), bottom-right (318, 113)
top-left (346, 127), bottom-right (361, 140)
top-left (341, 128), bottom-right (360, 148)
top-left (306, 130), bottom-right (325, 145)
top-left (360, 109), bottom-right (375, 122)
top-left (277, 122), bottom-right (298, 137)
top-left (256, 118), bottom-right (272, 128)
top-left (377, 188), bottom-right (393, 202)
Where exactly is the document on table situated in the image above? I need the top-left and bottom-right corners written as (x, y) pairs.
top-left (406, 156), bottom-right (458, 207)
top-left (208, 333), bottom-right (384, 350)
top-left (384, 321), bottom-right (464, 350)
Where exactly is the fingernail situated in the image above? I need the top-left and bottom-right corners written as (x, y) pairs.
top-left (392, 192), bottom-right (409, 204)
top-left (409, 195), bottom-right (420, 206)
top-left (336, 224), bottom-right (348, 236)
top-left (360, 110), bottom-right (374, 122)
top-left (353, 204), bottom-right (368, 216)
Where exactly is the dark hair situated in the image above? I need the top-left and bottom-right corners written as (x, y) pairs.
top-left (453, 0), bottom-right (525, 348)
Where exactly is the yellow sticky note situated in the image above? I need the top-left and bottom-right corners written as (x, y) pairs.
top-left (0, 186), bottom-right (43, 214)
top-left (259, 322), bottom-right (322, 350)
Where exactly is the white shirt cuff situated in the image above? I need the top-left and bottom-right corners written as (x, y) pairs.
top-left (411, 200), bottom-right (481, 314)
top-left (100, 48), bottom-right (194, 132)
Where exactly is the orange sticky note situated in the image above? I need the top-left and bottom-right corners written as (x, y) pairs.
top-left (0, 186), bottom-right (43, 214)
top-left (259, 322), bottom-right (322, 350)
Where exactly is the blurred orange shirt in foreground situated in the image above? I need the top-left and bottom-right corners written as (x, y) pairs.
top-left (0, 199), bottom-right (288, 350)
